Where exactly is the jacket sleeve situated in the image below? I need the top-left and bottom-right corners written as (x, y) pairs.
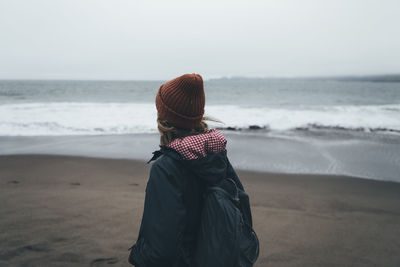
top-left (226, 157), bottom-right (244, 191)
top-left (227, 158), bottom-right (253, 227)
top-left (129, 161), bottom-right (186, 266)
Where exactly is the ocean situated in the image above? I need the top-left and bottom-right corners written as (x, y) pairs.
top-left (1, 79), bottom-right (399, 136)
top-left (1, 79), bottom-right (400, 182)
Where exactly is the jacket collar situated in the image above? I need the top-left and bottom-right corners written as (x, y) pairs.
top-left (148, 147), bottom-right (228, 185)
top-left (147, 146), bottom-right (182, 163)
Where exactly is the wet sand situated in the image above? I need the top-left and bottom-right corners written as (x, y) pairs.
top-left (2, 132), bottom-right (400, 182)
top-left (1, 155), bottom-right (400, 267)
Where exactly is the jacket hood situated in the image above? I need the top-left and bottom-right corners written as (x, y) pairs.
top-left (148, 129), bottom-right (229, 184)
top-left (161, 147), bottom-right (228, 185)
top-left (148, 129), bottom-right (228, 184)
top-left (167, 129), bottom-right (227, 160)
top-left (165, 129), bottom-right (228, 184)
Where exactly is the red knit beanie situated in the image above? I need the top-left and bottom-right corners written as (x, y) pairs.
top-left (156, 73), bottom-right (205, 129)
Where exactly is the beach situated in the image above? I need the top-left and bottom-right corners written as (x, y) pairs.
top-left (1, 154), bottom-right (400, 267)
top-left (2, 0), bottom-right (400, 265)
top-left (1, 79), bottom-right (400, 266)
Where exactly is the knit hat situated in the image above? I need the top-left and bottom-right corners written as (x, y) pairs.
top-left (156, 73), bottom-right (205, 129)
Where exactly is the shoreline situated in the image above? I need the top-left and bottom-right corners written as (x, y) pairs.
top-left (1, 153), bottom-right (395, 184)
top-left (1, 154), bottom-right (400, 267)
top-left (1, 132), bottom-right (400, 182)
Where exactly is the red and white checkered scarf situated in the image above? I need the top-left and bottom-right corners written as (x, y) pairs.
top-left (167, 129), bottom-right (227, 160)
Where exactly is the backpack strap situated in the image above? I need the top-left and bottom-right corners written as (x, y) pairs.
top-left (208, 178), bottom-right (240, 202)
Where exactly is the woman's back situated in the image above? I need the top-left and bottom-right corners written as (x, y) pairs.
top-left (128, 74), bottom-right (255, 266)
top-left (129, 129), bottom-right (246, 266)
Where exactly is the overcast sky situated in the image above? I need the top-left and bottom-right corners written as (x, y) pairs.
top-left (0, 0), bottom-right (399, 80)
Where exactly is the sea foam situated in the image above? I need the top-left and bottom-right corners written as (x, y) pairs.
top-left (1, 102), bottom-right (400, 136)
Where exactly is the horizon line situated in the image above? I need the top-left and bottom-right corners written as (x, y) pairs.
top-left (0, 73), bottom-right (399, 82)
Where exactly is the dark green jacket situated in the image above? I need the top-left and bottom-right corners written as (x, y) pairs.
top-left (128, 147), bottom-right (249, 267)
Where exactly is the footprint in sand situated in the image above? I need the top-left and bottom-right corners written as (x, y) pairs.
top-left (56, 252), bottom-right (84, 263)
top-left (0, 244), bottom-right (51, 261)
top-left (90, 257), bottom-right (119, 266)
top-left (7, 180), bottom-right (19, 184)
top-left (70, 182), bottom-right (81, 186)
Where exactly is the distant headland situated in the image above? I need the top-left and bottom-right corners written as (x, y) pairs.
top-left (208, 74), bottom-right (400, 83)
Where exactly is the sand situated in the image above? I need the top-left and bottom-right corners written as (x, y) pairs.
top-left (1, 155), bottom-right (400, 267)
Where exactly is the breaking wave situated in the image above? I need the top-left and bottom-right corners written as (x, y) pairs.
top-left (0, 102), bottom-right (399, 136)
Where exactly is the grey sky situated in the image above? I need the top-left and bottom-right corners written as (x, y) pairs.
top-left (0, 0), bottom-right (399, 80)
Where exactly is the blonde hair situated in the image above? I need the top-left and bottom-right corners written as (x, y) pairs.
top-left (157, 117), bottom-right (220, 147)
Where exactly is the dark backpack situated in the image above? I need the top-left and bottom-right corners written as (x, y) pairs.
top-left (192, 178), bottom-right (259, 267)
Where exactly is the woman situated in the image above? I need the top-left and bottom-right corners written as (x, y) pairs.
top-left (128, 73), bottom-right (256, 266)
